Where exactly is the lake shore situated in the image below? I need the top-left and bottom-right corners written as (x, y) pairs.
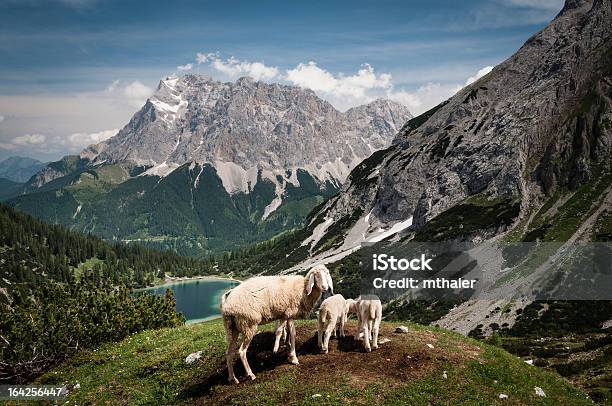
top-left (185, 315), bottom-right (222, 324)
top-left (161, 274), bottom-right (241, 285)
top-left (137, 275), bottom-right (238, 322)
top-left (138, 274), bottom-right (241, 290)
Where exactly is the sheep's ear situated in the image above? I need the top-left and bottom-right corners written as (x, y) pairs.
top-left (307, 272), bottom-right (315, 295)
top-left (325, 270), bottom-right (334, 294)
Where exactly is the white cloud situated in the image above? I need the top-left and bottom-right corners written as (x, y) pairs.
top-left (386, 66), bottom-right (493, 116)
top-left (177, 63), bottom-right (193, 71)
top-left (12, 133), bottom-right (46, 146)
top-left (0, 115), bottom-right (4, 124)
top-left (211, 57), bottom-right (279, 81)
top-left (68, 129), bottom-right (118, 147)
top-left (0, 142), bottom-right (17, 151)
top-left (284, 62), bottom-right (393, 111)
top-left (195, 52), bottom-right (279, 81)
top-left (0, 58), bottom-right (502, 161)
top-left (196, 52), bottom-right (214, 64)
top-left (122, 81), bottom-right (154, 108)
top-left (285, 61), bottom-right (338, 93)
top-left (385, 65), bottom-right (495, 114)
top-left (0, 78), bottom-right (151, 160)
top-left (465, 66), bottom-right (494, 85)
top-left (106, 79), bottom-right (120, 92)
top-left (0, 129), bottom-right (118, 157)
top-left (103, 79), bottom-right (154, 108)
top-left (1, 133), bottom-right (46, 152)
top-left (193, 52), bottom-right (395, 109)
top-left (286, 62), bottom-right (392, 95)
top-left (283, 61), bottom-right (469, 114)
top-left (189, 53), bottom-right (498, 114)
top-left (387, 83), bottom-right (463, 114)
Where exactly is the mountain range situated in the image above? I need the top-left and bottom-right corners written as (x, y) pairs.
top-left (0, 156), bottom-right (45, 183)
top-left (2, 0), bottom-right (611, 400)
top-left (6, 77), bottom-right (411, 255)
top-left (290, 0), bottom-right (611, 262)
top-left (218, 0), bottom-right (611, 336)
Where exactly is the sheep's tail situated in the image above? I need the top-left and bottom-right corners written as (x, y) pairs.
top-left (223, 314), bottom-right (238, 344)
top-left (318, 308), bottom-right (328, 324)
top-left (369, 304), bottom-right (376, 320)
top-left (220, 288), bottom-right (232, 309)
top-left (220, 289), bottom-right (239, 344)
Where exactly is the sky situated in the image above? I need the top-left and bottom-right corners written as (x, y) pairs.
top-left (0, 0), bottom-right (564, 162)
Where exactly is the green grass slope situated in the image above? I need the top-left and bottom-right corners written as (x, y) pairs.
top-left (24, 320), bottom-right (591, 406)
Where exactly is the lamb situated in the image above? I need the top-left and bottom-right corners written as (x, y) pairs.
top-left (220, 264), bottom-right (333, 383)
top-left (343, 297), bottom-right (362, 340)
top-left (355, 295), bottom-right (382, 352)
top-left (344, 298), bottom-right (359, 323)
top-left (317, 294), bottom-right (346, 353)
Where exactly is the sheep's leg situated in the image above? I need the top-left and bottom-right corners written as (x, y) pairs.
top-left (287, 319), bottom-right (299, 365)
top-left (282, 323), bottom-right (288, 344)
top-left (339, 314), bottom-right (346, 337)
top-left (238, 325), bottom-right (257, 381)
top-left (273, 320), bottom-right (285, 354)
top-left (322, 322), bottom-right (334, 354)
top-left (224, 318), bottom-right (240, 384)
top-left (317, 320), bottom-right (323, 349)
top-left (355, 313), bottom-right (362, 341)
top-left (362, 319), bottom-right (371, 352)
top-left (372, 316), bottom-right (381, 350)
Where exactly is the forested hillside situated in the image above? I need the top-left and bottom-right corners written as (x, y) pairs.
top-left (0, 204), bottom-right (214, 383)
top-left (0, 203), bottom-right (214, 293)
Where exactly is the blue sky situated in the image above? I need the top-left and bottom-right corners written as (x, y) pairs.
top-left (0, 0), bottom-right (564, 162)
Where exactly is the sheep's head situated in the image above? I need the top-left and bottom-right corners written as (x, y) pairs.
top-left (306, 264), bottom-right (333, 295)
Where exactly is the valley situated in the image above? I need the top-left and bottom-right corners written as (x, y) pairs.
top-left (2, 78), bottom-right (410, 256)
top-left (0, 0), bottom-right (611, 403)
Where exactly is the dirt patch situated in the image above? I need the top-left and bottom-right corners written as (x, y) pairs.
top-left (181, 322), bottom-right (481, 404)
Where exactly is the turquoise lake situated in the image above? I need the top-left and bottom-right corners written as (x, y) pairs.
top-left (141, 279), bottom-right (238, 323)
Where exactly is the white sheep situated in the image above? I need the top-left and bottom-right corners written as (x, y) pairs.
top-left (220, 264), bottom-right (333, 383)
top-left (343, 297), bottom-right (362, 340)
top-left (355, 295), bottom-right (382, 352)
top-left (344, 298), bottom-right (359, 322)
top-left (317, 294), bottom-right (346, 353)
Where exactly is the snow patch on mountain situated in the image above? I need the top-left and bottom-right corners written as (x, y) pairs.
top-left (72, 74), bottom-right (411, 219)
top-left (301, 217), bottom-right (334, 248)
top-left (213, 161), bottom-right (258, 194)
top-left (299, 209), bottom-right (413, 266)
top-left (365, 217), bottom-right (413, 243)
top-left (193, 164), bottom-right (205, 188)
top-left (142, 162), bottom-right (180, 177)
top-left (149, 77), bottom-right (189, 124)
top-left (262, 195), bottom-right (283, 220)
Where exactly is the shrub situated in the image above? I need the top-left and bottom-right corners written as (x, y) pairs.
top-left (0, 281), bottom-right (184, 383)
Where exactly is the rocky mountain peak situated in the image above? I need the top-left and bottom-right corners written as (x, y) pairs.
top-left (82, 74), bottom-right (412, 193)
top-left (13, 76), bottom-right (412, 254)
top-left (304, 0), bottom-right (611, 254)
